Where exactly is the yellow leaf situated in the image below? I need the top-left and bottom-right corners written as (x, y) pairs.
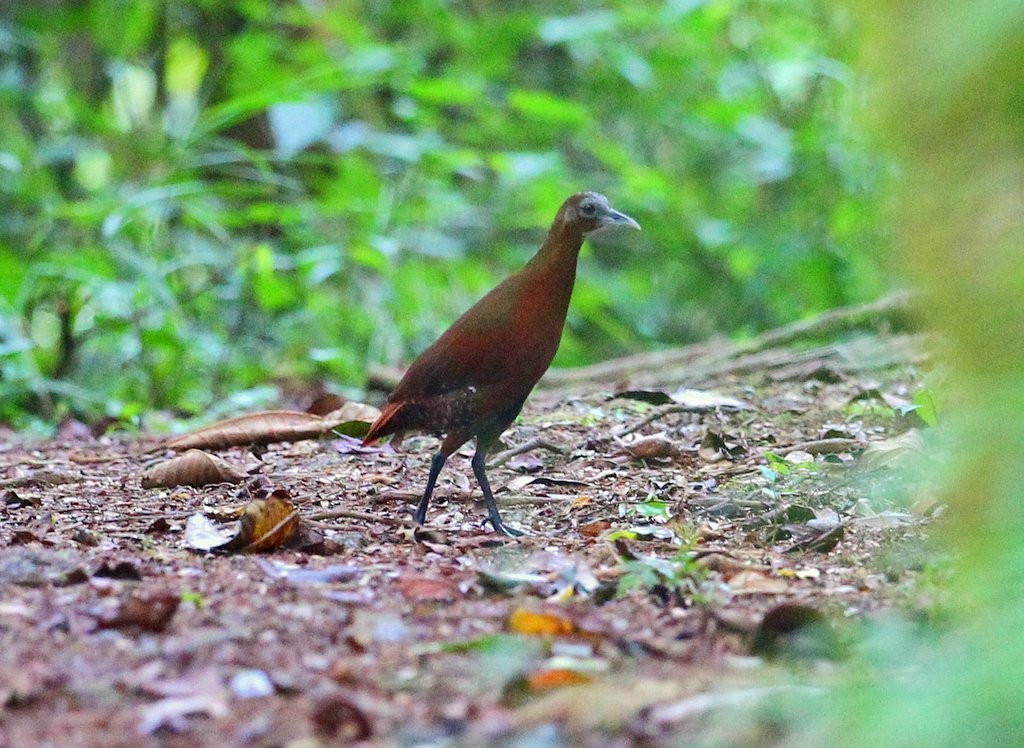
top-left (224, 490), bottom-right (300, 553)
top-left (508, 608), bottom-right (575, 637)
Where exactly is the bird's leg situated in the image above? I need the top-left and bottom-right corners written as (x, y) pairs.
top-left (415, 451), bottom-right (446, 524)
top-left (471, 449), bottom-right (523, 537)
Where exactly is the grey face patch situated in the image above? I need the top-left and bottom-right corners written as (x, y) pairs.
top-left (575, 193), bottom-right (609, 223)
top-left (559, 192), bottom-right (639, 235)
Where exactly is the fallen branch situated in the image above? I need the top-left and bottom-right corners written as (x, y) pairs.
top-left (541, 292), bottom-right (919, 389)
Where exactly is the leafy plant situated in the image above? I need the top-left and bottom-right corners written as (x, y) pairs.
top-left (615, 540), bottom-right (712, 605)
top-left (0, 1), bottom-right (891, 426)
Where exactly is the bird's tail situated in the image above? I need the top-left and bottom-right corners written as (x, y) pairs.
top-left (362, 401), bottom-right (406, 446)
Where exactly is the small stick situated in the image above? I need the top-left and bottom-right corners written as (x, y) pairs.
top-left (773, 438), bottom-right (861, 456)
top-left (0, 471), bottom-right (84, 489)
top-left (617, 403), bottom-right (698, 438)
top-left (69, 445), bottom-right (164, 464)
top-left (488, 437), bottom-right (565, 468)
top-left (119, 509), bottom-right (198, 520)
top-left (368, 490), bottom-right (573, 505)
top-left (306, 508), bottom-right (412, 527)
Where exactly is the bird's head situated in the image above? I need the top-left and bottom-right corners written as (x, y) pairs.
top-left (557, 192), bottom-right (641, 235)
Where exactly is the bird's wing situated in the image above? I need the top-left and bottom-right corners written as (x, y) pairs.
top-left (391, 273), bottom-right (525, 399)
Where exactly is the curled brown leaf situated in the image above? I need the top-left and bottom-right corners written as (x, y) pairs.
top-left (141, 449), bottom-right (247, 489)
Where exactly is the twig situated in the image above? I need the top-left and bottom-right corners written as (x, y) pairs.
top-left (774, 438), bottom-right (862, 456)
top-left (488, 437), bottom-right (565, 468)
top-left (120, 509), bottom-right (198, 520)
top-left (69, 446), bottom-right (164, 464)
top-left (306, 508), bottom-right (412, 527)
top-left (616, 403), bottom-right (706, 438)
top-left (0, 471), bottom-right (85, 488)
top-left (368, 490), bottom-right (574, 505)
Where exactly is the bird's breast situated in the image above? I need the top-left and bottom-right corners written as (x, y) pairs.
top-left (407, 385), bottom-right (484, 436)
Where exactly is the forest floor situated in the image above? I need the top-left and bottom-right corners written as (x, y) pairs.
top-left (0, 327), bottom-right (940, 747)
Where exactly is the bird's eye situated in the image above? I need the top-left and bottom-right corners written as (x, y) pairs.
top-left (581, 202), bottom-right (597, 217)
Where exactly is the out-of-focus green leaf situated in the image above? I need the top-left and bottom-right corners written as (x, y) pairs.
top-left (0, 0), bottom-right (889, 426)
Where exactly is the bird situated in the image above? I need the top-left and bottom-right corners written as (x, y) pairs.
top-left (363, 192), bottom-right (640, 535)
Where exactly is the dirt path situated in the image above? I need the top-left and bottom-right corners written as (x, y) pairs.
top-left (0, 335), bottom-right (934, 746)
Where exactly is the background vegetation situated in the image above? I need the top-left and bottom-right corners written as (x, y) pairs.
top-left (0, 0), bottom-right (888, 427)
top-left (5, 2), bottom-right (1024, 744)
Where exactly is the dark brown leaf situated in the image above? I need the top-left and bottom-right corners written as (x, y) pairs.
top-left (306, 393), bottom-right (347, 416)
top-left (614, 389), bottom-right (674, 405)
top-left (310, 693), bottom-right (373, 741)
top-left (94, 561), bottom-right (143, 581)
top-left (2, 490), bottom-right (40, 510)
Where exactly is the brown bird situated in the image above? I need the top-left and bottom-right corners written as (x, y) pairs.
top-left (363, 192), bottom-right (640, 535)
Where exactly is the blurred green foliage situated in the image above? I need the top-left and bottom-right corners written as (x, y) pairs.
top-left (831, 2), bottom-right (1024, 745)
top-left (0, 0), bottom-right (888, 426)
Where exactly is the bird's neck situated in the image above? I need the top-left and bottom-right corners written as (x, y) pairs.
top-left (526, 222), bottom-right (585, 279)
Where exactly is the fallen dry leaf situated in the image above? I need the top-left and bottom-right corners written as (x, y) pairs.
top-left (858, 429), bottom-right (924, 470)
top-left (579, 520), bottom-right (611, 537)
top-left (696, 553), bottom-right (750, 576)
top-left (331, 434), bottom-right (386, 454)
top-left (777, 566), bottom-right (821, 580)
top-left (669, 388), bottom-right (753, 410)
top-left (613, 389), bottom-right (674, 405)
top-left (141, 449), bottom-right (247, 489)
top-left (184, 513), bottom-right (233, 551)
top-left (618, 434), bottom-right (681, 461)
top-left (698, 430), bottom-right (746, 461)
top-left (310, 693), bottom-right (373, 741)
top-left (508, 608), bottom-right (576, 637)
top-left (2, 489), bottom-right (40, 509)
top-left (94, 590), bottom-right (180, 632)
top-left (726, 570), bottom-right (790, 595)
top-left (185, 490), bottom-right (300, 553)
top-left (256, 559), bottom-right (359, 584)
top-left (526, 668), bottom-right (594, 691)
top-left (782, 524), bottom-right (845, 554)
top-left (138, 694), bottom-right (229, 735)
top-left (395, 576), bottom-right (460, 602)
top-left (167, 410), bottom-right (342, 451)
top-left (224, 489), bottom-right (300, 552)
top-left (306, 393), bottom-right (347, 416)
top-left (93, 561), bottom-right (142, 581)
